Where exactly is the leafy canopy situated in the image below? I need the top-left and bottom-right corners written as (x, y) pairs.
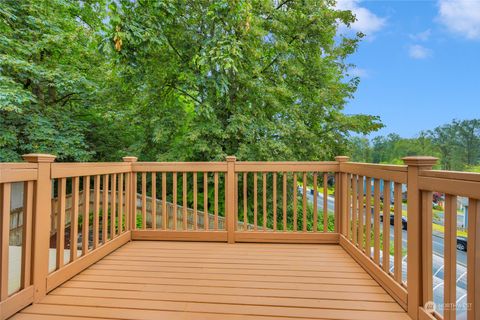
top-left (348, 119), bottom-right (480, 171)
top-left (1, 0), bottom-right (382, 162)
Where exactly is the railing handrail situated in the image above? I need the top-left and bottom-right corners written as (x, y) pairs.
top-left (0, 154), bottom-right (479, 320)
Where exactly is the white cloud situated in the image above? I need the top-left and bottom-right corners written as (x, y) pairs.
top-left (336, 0), bottom-right (387, 37)
top-left (350, 67), bottom-right (369, 78)
top-left (438, 0), bottom-right (480, 40)
top-left (409, 29), bottom-right (432, 41)
top-left (409, 45), bottom-right (432, 59)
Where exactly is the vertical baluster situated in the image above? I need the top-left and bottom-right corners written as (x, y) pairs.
top-left (141, 172), bottom-right (146, 230)
top-left (22, 181), bottom-right (34, 288)
top-left (126, 172), bottom-right (130, 232)
top-left (358, 176), bottom-right (364, 249)
top-left (225, 173), bottom-right (228, 232)
top-left (467, 198), bottom-right (479, 320)
top-left (225, 156), bottom-right (236, 243)
top-left (352, 175), bottom-right (358, 244)
top-left (302, 173), bottom-right (307, 232)
top-left (373, 179), bottom-right (380, 264)
top-left (382, 180), bottom-right (391, 272)
top-left (422, 191), bottom-right (433, 305)
top-left (204, 173), bottom-right (208, 231)
top-left (393, 182), bottom-right (402, 282)
top-left (103, 175), bottom-right (110, 242)
top-left (162, 172), bottom-right (167, 230)
top-left (82, 176), bottom-right (90, 252)
top-left (254, 172), bottom-right (258, 231)
top-left (313, 173), bottom-right (318, 232)
top-left (94, 175), bottom-right (101, 248)
top-left (235, 174), bottom-right (238, 231)
top-left (130, 171), bottom-right (137, 231)
top-left (194, 172), bottom-right (198, 230)
top-left (118, 174), bottom-right (123, 234)
top-left (111, 174), bottom-right (117, 236)
top-left (214, 172), bottom-right (219, 230)
top-left (323, 173), bottom-right (328, 233)
top-left (263, 172), bottom-right (267, 231)
top-left (365, 177), bottom-right (372, 257)
top-left (346, 174), bottom-right (352, 240)
top-left (124, 173), bottom-right (130, 231)
top-left (172, 173), bottom-right (177, 230)
top-left (0, 183), bottom-right (11, 299)
top-left (183, 172), bottom-right (187, 230)
top-left (243, 172), bottom-right (248, 231)
top-left (444, 194), bottom-right (457, 320)
top-left (293, 173), bottom-right (297, 232)
top-left (273, 173), bottom-right (277, 232)
top-left (70, 177), bottom-right (79, 261)
top-left (57, 178), bottom-right (66, 268)
top-left (151, 173), bottom-right (156, 230)
top-left (283, 173), bottom-right (287, 231)
top-left (334, 173), bottom-right (339, 234)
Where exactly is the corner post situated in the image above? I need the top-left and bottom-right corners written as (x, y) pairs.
top-left (22, 153), bottom-right (56, 302)
top-left (335, 156), bottom-right (350, 236)
top-left (403, 156), bottom-right (438, 320)
top-left (226, 156), bottom-right (236, 244)
top-left (123, 157), bottom-right (138, 231)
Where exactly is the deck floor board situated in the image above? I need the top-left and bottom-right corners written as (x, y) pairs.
top-left (13, 241), bottom-right (411, 320)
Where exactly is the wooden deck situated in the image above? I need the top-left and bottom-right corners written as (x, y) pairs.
top-left (12, 241), bottom-right (410, 320)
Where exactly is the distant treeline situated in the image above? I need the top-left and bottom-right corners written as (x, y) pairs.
top-left (348, 119), bottom-right (480, 171)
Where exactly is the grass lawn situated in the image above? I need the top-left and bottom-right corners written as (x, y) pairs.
top-left (432, 223), bottom-right (468, 237)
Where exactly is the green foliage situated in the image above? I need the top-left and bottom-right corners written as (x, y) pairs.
top-left (0, 0), bottom-right (134, 161)
top-left (106, 0), bottom-right (382, 161)
top-left (347, 119), bottom-right (480, 171)
top-left (1, 0), bottom-right (382, 162)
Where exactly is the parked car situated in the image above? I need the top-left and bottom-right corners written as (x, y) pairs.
top-left (379, 214), bottom-right (407, 230)
top-left (457, 237), bottom-right (467, 252)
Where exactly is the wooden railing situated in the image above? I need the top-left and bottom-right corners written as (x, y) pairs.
top-left (0, 162), bottom-right (37, 319)
top-left (46, 161), bottom-right (132, 292)
top-left (416, 169), bottom-right (480, 320)
top-left (0, 154), bottom-right (478, 320)
top-left (338, 160), bottom-right (410, 310)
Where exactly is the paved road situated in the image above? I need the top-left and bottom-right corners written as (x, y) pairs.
top-left (303, 188), bottom-right (335, 212)
top-left (384, 226), bottom-right (467, 266)
top-left (302, 187), bottom-right (468, 265)
top-left (303, 187), bottom-right (468, 316)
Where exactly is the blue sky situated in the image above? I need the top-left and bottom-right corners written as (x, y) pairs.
top-left (338, 0), bottom-right (480, 138)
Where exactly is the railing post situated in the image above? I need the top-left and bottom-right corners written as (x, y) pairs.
top-left (22, 153), bottom-right (56, 302)
top-left (226, 156), bottom-right (236, 244)
top-left (403, 156), bottom-right (438, 320)
top-left (335, 156), bottom-right (350, 236)
top-left (123, 156), bottom-right (137, 231)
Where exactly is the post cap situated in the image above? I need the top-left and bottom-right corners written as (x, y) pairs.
top-left (402, 156), bottom-right (438, 167)
top-left (226, 156), bottom-right (236, 162)
top-left (122, 156), bottom-right (138, 162)
top-left (335, 156), bottom-right (350, 163)
top-left (22, 153), bottom-right (56, 163)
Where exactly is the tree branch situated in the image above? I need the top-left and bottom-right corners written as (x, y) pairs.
top-left (168, 84), bottom-right (202, 104)
top-left (253, 17), bottom-right (318, 79)
top-left (265, 0), bottom-right (295, 20)
top-left (53, 92), bottom-right (78, 104)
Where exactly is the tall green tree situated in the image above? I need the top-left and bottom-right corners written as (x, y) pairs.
top-left (1, 0), bottom-right (383, 162)
top-left (348, 119), bottom-right (480, 171)
top-left (426, 119), bottom-right (480, 170)
top-left (0, 0), bottom-right (135, 161)
top-left (109, 0), bottom-right (382, 161)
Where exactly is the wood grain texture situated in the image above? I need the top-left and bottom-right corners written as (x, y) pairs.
top-left (14, 241), bottom-right (410, 320)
